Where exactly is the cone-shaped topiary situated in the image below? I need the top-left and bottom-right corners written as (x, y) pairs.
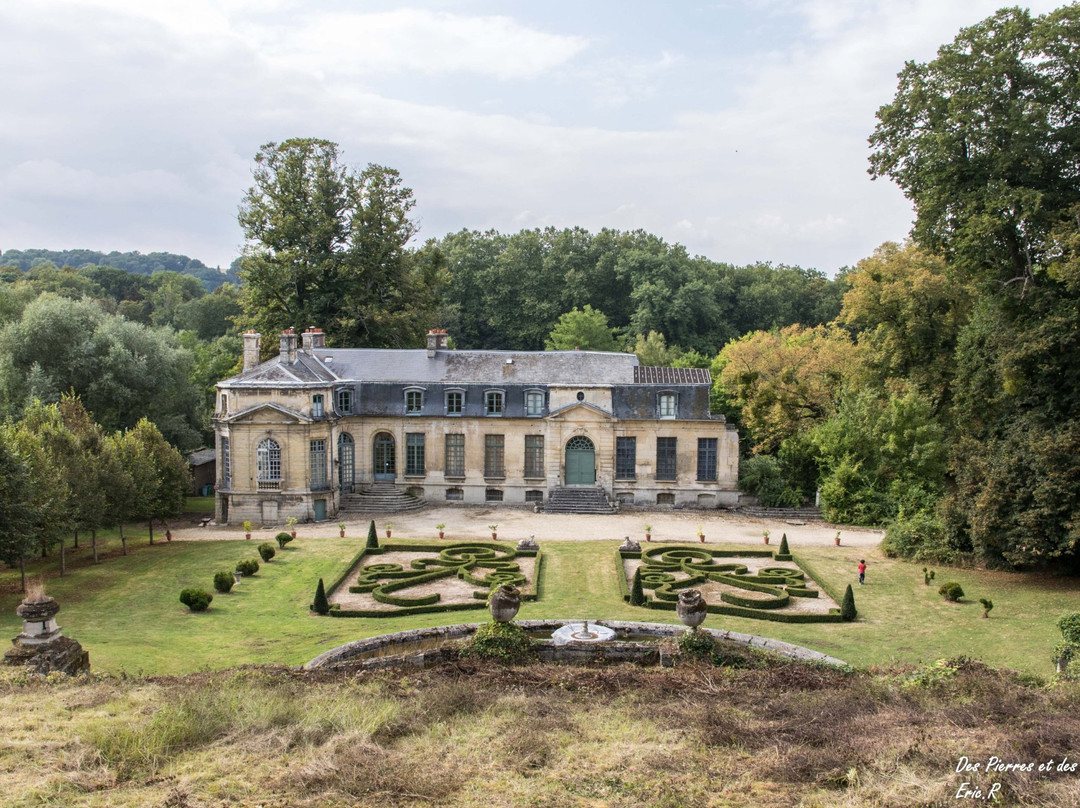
top-left (778, 533), bottom-right (790, 555)
top-left (630, 568), bottom-right (646, 606)
top-left (312, 578), bottom-right (329, 615)
top-left (366, 519), bottom-right (379, 550)
top-left (841, 584), bottom-right (857, 621)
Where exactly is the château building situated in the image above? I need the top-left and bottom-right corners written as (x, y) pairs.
top-left (213, 328), bottom-right (738, 524)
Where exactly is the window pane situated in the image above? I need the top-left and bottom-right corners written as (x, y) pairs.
top-left (310, 439), bottom-right (328, 489)
top-left (406, 433), bottom-right (426, 476)
top-left (337, 389), bottom-right (352, 414)
top-left (406, 390), bottom-right (423, 413)
top-left (656, 437), bottom-right (677, 480)
top-left (616, 436), bottom-right (636, 479)
top-left (446, 391), bottom-right (463, 415)
top-left (525, 435), bottom-right (544, 477)
top-left (484, 434), bottom-right (505, 477)
top-left (526, 391), bottom-right (544, 416)
top-left (697, 438), bottom-right (718, 482)
top-left (658, 394), bottom-right (676, 418)
top-left (486, 391), bottom-right (503, 415)
top-left (445, 434), bottom-right (465, 477)
top-left (257, 438), bottom-right (281, 481)
top-left (221, 437), bottom-right (231, 486)
top-left (312, 395), bottom-right (324, 418)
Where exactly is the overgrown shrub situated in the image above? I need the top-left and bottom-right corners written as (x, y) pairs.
top-left (938, 582), bottom-right (964, 602)
top-left (180, 588), bottom-right (213, 612)
top-left (275, 532), bottom-right (293, 550)
top-left (312, 578), bottom-right (329, 615)
top-left (1054, 613), bottom-right (1080, 674)
top-left (459, 621), bottom-right (535, 664)
top-left (678, 628), bottom-right (715, 660)
top-left (258, 543), bottom-right (276, 562)
top-left (236, 559), bottom-right (259, 576)
top-left (738, 454), bottom-right (803, 508)
top-left (840, 584), bottom-right (857, 621)
top-left (1059, 613), bottom-right (1080, 643)
top-left (882, 510), bottom-right (954, 562)
top-left (213, 571), bottom-right (234, 594)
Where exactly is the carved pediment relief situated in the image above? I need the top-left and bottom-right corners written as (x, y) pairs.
top-left (547, 401), bottom-right (613, 422)
top-left (225, 402), bottom-right (309, 425)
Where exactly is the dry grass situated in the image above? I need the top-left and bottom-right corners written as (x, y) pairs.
top-left (2, 655), bottom-right (1080, 807)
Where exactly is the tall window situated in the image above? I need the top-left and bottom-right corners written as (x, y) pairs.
top-left (220, 393), bottom-right (228, 415)
top-left (445, 390), bottom-right (463, 415)
top-left (615, 437), bottom-right (636, 479)
top-left (697, 438), bottom-right (718, 482)
top-left (336, 389), bottom-right (353, 414)
top-left (312, 394), bottom-right (324, 418)
top-left (525, 390), bottom-right (545, 417)
top-left (338, 433), bottom-right (354, 492)
top-left (405, 389), bottom-right (423, 414)
top-left (221, 437), bottom-right (231, 487)
top-left (445, 434), bottom-right (465, 477)
top-left (310, 439), bottom-right (328, 489)
top-left (406, 433), bottom-right (426, 476)
top-left (658, 392), bottom-right (677, 419)
top-left (656, 437), bottom-right (677, 481)
top-left (484, 434), bottom-right (505, 477)
top-left (257, 438), bottom-right (281, 489)
top-left (524, 435), bottom-right (544, 478)
top-left (485, 390), bottom-right (504, 416)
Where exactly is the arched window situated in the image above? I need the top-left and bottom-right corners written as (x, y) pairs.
top-left (257, 438), bottom-right (281, 490)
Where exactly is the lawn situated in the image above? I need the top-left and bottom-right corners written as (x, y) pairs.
top-left (1, 524), bottom-right (1077, 676)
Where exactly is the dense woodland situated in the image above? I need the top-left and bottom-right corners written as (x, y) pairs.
top-left (1, 5), bottom-right (1079, 575)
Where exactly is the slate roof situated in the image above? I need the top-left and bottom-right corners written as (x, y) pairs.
top-left (633, 366), bottom-right (712, 384)
top-left (223, 348), bottom-right (662, 387)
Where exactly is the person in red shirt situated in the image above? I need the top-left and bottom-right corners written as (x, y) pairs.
top-left (858, 559), bottom-right (866, 585)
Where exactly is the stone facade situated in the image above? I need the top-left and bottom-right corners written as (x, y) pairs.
top-left (214, 329), bottom-right (738, 524)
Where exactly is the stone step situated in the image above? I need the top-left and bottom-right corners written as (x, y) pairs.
top-left (338, 486), bottom-right (425, 514)
top-left (542, 487), bottom-right (616, 515)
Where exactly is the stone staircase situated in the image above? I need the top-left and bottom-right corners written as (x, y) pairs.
top-left (542, 487), bottom-right (617, 514)
top-left (338, 484), bottom-right (425, 514)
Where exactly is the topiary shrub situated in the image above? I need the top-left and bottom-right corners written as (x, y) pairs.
top-left (630, 568), bottom-right (646, 606)
top-left (213, 570), bottom-right (234, 593)
top-left (236, 559), bottom-right (259, 576)
top-left (840, 584), bottom-right (857, 621)
top-left (923, 568), bottom-right (936, 585)
top-left (366, 519), bottom-right (379, 550)
top-left (778, 533), bottom-right (790, 555)
top-left (678, 628), bottom-right (715, 660)
top-left (938, 582), bottom-right (964, 602)
top-left (258, 542), bottom-right (276, 562)
top-left (180, 588), bottom-right (213, 612)
top-left (1054, 613), bottom-right (1080, 675)
top-left (275, 531), bottom-right (294, 550)
top-left (459, 621), bottom-right (536, 664)
top-left (979, 598), bottom-right (993, 618)
top-left (312, 578), bottom-right (330, 615)
top-left (1059, 613), bottom-right (1080, 643)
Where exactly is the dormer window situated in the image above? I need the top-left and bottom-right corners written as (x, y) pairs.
top-left (658, 392), bottom-right (677, 419)
top-left (485, 390), bottom-right (504, 416)
top-left (336, 389), bottom-right (353, 414)
top-left (525, 390), bottom-right (545, 417)
top-left (445, 389), bottom-right (464, 416)
top-left (312, 394), bottom-right (324, 418)
top-left (405, 389), bottom-right (424, 414)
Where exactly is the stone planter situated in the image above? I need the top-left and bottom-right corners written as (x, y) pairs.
top-left (676, 589), bottom-right (708, 629)
top-left (488, 585), bottom-right (521, 623)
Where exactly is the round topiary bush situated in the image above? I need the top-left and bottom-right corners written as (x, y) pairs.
top-left (236, 559), bottom-right (259, 576)
top-left (939, 582), bottom-right (964, 602)
top-left (258, 542), bottom-right (276, 562)
top-left (180, 588), bottom-right (213, 612)
top-left (213, 570), bottom-right (234, 593)
top-left (275, 531), bottom-right (294, 550)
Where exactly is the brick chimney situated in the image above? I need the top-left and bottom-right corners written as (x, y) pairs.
top-left (279, 328), bottom-right (298, 363)
top-left (426, 329), bottom-right (449, 358)
top-left (302, 326), bottom-right (326, 353)
top-left (242, 331), bottom-right (261, 371)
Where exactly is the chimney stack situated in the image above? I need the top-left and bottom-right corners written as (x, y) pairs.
top-left (242, 331), bottom-right (261, 371)
top-left (279, 328), bottom-right (298, 363)
top-left (426, 329), bottom-right (449, 358)
top-left (302, 326), bottom-right (326, 353)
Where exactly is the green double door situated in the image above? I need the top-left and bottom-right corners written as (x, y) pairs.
top-left (565, 436), bottom-right (596, 485)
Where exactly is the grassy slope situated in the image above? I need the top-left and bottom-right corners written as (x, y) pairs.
top-left (1, 529), bottom-right (1077, 676)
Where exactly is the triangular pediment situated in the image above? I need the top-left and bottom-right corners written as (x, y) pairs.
top-left (224, 402), bottom-right (310, 425)
top-left (547, 401), bottom-right (614, 422)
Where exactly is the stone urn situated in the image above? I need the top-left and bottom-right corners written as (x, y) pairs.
top-left (488, 584), bottom-right (521, 623)
top-left (676, 589), bottom-right (708, 629)
top-left (16, 596), bottom-right (61, 641)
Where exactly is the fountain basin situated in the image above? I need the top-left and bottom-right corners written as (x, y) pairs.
top-left (551, 621), bottom-right (617, 646)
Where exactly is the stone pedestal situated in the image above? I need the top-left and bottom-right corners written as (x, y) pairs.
top-left (4, 595), bottom-right (89, 676)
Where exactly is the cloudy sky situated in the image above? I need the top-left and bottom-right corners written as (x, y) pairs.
top-left (0, 1), bottom-right (1065, 274)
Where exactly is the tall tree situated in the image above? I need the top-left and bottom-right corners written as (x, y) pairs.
top-left (545, 305), bottom-right (619, 351)
top-left (237, 138), bottom-right (438, 347)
